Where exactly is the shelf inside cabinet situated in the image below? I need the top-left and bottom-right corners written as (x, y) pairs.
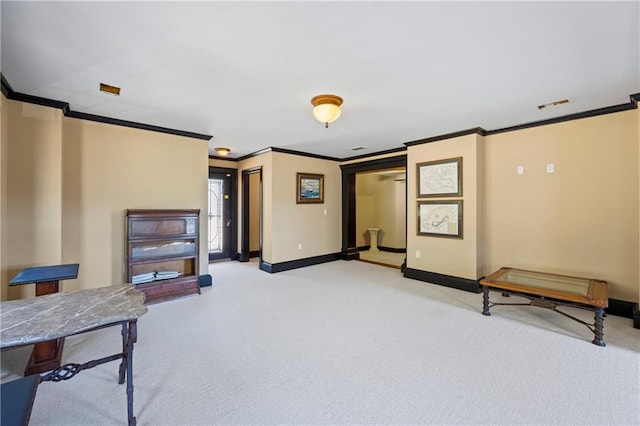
top-left (129, 238), bottom-right (197, 260)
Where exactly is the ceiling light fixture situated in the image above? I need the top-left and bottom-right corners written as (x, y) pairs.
top-left (311, 94), bottom-right (343, 128)
top-left (215, 147), bottom-right (231, 156)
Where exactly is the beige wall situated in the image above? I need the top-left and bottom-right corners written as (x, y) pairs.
top-left (483, 111), bottom-right (638, 301)
top-left (269, 152), bottom-right (341, 263)
top-left (377, 175), bottom-right (406, 248)
top-left (356, 193), bottom-right (374, 246)
top-left (3, 100), bottom-right (64, 299)
top-left (356, 172), bottom-right (406, 249)
top-left (1, 97), bottom-right (209, 299)
top-left (407, 134), bottom-right (482, 280)
top-left (237, 151), bottom-right (341, 264)
top-left (237, 152), bottom-right (272, 260)
top-left (208, 158), bottom-right (238, 169)
top-left (406, 111), bottom-right (639, 303)
top-left (341, 150), bottom-right (407, 166)
top-left (3, 94), bottom-right (638, 306)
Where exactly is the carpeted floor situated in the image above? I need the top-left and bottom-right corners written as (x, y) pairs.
top-left (358, 250), bottom-right (405, 269)
top-left (2, 259), bottom-right (639, 425)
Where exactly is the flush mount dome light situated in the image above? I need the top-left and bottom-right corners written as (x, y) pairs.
top-left (311, 94), bottom-right (343, 128)
top-left (215, 147), bottom-right (231, 156)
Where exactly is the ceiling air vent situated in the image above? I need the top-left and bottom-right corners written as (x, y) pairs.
top-left (351, 146), bottom-right (366, 151)
top-left (537, 99), bottom-right (568, 110)
top-left (99, 82), bottom-right (121, 96)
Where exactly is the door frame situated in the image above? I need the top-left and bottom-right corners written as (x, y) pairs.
top-left (208, 166), bottom-right (237, 261)
top-left (240, 166), bottom-right (262, 263)
top-left (340, 155), bottom-right (407, 260)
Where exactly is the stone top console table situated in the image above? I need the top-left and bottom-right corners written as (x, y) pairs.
top-left (1, 284), bottom-right (147, 425)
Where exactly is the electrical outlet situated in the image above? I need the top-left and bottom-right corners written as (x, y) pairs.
top-left (546, 163), bottom-right (554, 173)
top-left (415, 250), bottom-right (421, 259)
top-left (517, 165), bottom-right (524, 175)
top-left (323, 209), bottom-right (327, 215)
top-left (298, 243), bottom-right (302, 250)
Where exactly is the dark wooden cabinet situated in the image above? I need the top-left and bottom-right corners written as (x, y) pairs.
top-left (125, 209), bottom-right (201, 304)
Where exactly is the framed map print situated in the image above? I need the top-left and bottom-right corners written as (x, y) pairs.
top-left (417, 200), bottom-right (463, 238)
top-left (417, 157), bottom-right (462, 198)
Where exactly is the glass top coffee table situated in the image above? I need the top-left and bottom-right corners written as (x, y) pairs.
top-left (480, 267), bottom-right (608, 346)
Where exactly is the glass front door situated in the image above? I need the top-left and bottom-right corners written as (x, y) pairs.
top-left (208, 171), bottom-right (234, 261)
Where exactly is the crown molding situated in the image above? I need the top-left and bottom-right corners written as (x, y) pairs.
top-left (4, 73), bottom-right (637, 160)
top-left (403, 93), bottom-right (640, 147)
top-left (404, 128), bottom-right (486, 146)
top-left (208, 155), bottom-right (237, 162)
top-left (1, 73), bottom-right (212, 141)
top-left (485, 102), bottom-right (636, 136)
top-left (234, 147), bottom-right (340, 162)
top-left (270, 147), bottom-right (339, 162)
top-left (341, 146), bottom-right (407, 162)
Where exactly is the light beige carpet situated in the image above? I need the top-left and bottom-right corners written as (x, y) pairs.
top-left (2, 259), bottom-right (639, 425)
top-left (358, 250), bottom-right (405, 268)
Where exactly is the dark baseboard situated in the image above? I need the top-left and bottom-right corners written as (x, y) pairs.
top-left (404, 267), bottom-right (480, 293)
top-left (260, 253), bottom-right (340, 273)
top-left (379, 246), bottom-right (406, 253)
top-left (606, 299), bottom-right (640, 328)
top-left (606, 298), bottom-right (634, 318)
top-left (238, 252), bottom-right (249, 262)
top-left (199, 274), bottom-right (213, 288)
top-left (356, 245), bottom-right (406, 254)
top-left (249, 250), bottom-right (260, 258)
top-left (340, 248), bottom-right (360, 261)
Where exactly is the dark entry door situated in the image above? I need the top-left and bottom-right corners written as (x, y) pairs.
top-left (208, 170), bottom-right (235, 261)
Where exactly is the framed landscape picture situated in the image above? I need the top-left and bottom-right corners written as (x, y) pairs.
top-left (417, 157), bottom-right (462, 198)
top-left (296, 173), bottom-right (324, 204)
top-left (417, 200), bottom-right (463, 238)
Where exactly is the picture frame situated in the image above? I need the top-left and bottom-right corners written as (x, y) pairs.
top-left (296, 172), bottom-right (324, 204)
top-left (417, 200), bottom-right (463, 238)
top-left (416, 157), bottom-right (462, 198)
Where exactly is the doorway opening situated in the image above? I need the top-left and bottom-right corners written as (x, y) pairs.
top-left (340, 155), bottom-right (407, 270)
top-left (208, 167), bottom-right (237, 262)
top-left (240, 167), bottom-right (262, 263)
top-left (355, 167), bottom-right (406, 269)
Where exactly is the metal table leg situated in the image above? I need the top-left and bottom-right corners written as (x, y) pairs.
top-left (482, 286), bottom-right (491, 316)
top-left (125, 320), bottom-right (138, 426)
top-left (592, 307), bottom-right (606, 347)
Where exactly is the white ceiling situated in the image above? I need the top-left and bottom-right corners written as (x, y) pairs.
top-left (2, 1), bottom-right (638, 160)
